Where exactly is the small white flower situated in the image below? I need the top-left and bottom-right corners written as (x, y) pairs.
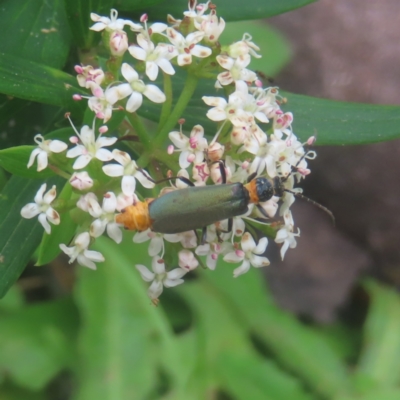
top-left (195, 12), bottom-right (225, 43)
top-left (27, 134), bottom-right (68, 172)
top-left (90, 9), bottom-right (141, 32)
top-left (275, 210), bottom-right (300, 260)
top-left (195, 241), bottom-right (232, 270)
top-left (75, 65), bottom-right (105, 89)
top-left (223, 232), bottom-right (270, 277)
top-left (166, 28), bottom-right (211, 66)
top-left (203, 81), bottom-right (253, 127)
top-left (87, 192), bottom-right (122, 243)
top-left (169, 124), bottom-right (208, 169)
top-left (87, 85), bottom-right (119, 122)
top-left (164, 230), bottom-right (197, 249)
top-left (69, 171), bottom-right (93, 191)
top-left (112, 63), bottom-right (166, 112)
top-left (178, 250), bottom-right (199, 271)
top-left (21, 184), bottom-right (60, 234)
top-left (66, 119), bottom-right (117, 169)
top-left (59, 232), bottom-right (104, 270)
top-left (216, 54), bottom-right (257, 86)
top-left (76, 192), bottom-right (98, 212)
top-left (136, 256), bottom-right (187, 300)
top-left (133, 229), bottom-right (164, 257)
top-left (102, 149), bottom-right (155, 196)
top-left (227, 33), bottom-right (261, 59)
top-left (128, 34), bottom-right (176, 81)
top-left (273, 111), bottom-right (293, 139)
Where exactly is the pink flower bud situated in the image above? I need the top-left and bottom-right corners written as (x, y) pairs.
top-left (307, 136), bottom-right (316, 146)
top-left (110, 31), bottom-right (128, 56)
top-left (74, 65), bottom-right (84, 74)
top-left (167, 145), bottom-right (174, 155)
top-left (99, 125), bottom-right (108, 134)
top-left (70, 171), bottom-right (93, 190)
top-left (140, 13), bottom-right (148, 22)
top-left (73, 94), bottom-right (82, 101)
top-left (69, 136), bottom-right (79, 144)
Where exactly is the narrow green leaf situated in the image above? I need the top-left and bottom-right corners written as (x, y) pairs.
top-left (221, 21), bottom-right (291, 76)
top-left (0, 176), bottom-right (65, 298)
top-left (138, 0), bottom-right (318, 22)
top-left (0, 52), bottom-right (84, 112)
top-left (0, 298), bottom-right (78, 390)
top-left (0, 0), bottom-right (71, 68)
top-left (0, 95), bottom-right (28, 127)
top-left (218, 352), bottom-right (313, 400)
top-left (143, 72), bottom-right (400, 145)
top-left (0, 146), bottom-right (55, 179)
top-left (283, 92), bottom-right (400, 145)
top-left (355, 280), bottom-right (400, 388)
top-left (336, 388), bottom-right (400, 400)
top-left (116, 0), bottom-right (164, 12)
top-left (64, 0), bottom-right (114, 49)
top-left (36, 182), bottom-right (77, 266)
top-left (73, 236), bottom-right (183, 400)
top-left (200, 265), bottom-right (352, 398)
top-left (178, 279), bottom-right (312, 400)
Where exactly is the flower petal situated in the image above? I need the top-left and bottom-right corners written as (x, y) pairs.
top-left (136, 264), bottom-right (155, 281)
top-left (126, 92), bottom-right (143, 113)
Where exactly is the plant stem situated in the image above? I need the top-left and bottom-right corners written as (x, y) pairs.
top-left (158, 72), bottom-right (173, 130)
top-left (155, 72), bottom-right (199, 147)
top-left (126, 112), bottom-right (151, 151)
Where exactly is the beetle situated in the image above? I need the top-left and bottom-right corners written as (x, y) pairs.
top-left (115, 153), bottom-right (334, 237)
top-left (115, 175), bottom-right (279, 234)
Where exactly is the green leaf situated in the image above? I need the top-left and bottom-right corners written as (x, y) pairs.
top-left (218, 352), bottom-right (313, 400)
top-left (0, 52), bottom-right (84, 113)
top-left (0, 298), bottom-right (78, 390)
top-left (0, 0), bottom-right (71, 68)
top-left (0, 176), bottom-right (65, 298)
top-left (142, 72), bottom-right (400, 145)
top-left (139, 0), bottom-right (318, 22)
top-left (355, 280), bottom-right (400, 388)
top-left (282, 92), bottom-right (400, 145)
top-left (0, 146), bottom-right (56, 179)
top-left (73, 236), bottom-right (184, 400)
top-left (200, 265), bottom-right (352, 398)
top-left (116, 0), bottom-right (164, 12)
top-left (36, 182), bottom-right (77, 266)
top-left (221, 21), bottom-right (291, 76)
top-left (64, 0), bottom-right (114, 49)
top-left (336, 388), bottom-right (400, 400)
top-left (177, 279), bottom-right (313, 400)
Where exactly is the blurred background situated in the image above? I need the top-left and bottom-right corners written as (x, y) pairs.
top-left (266, 0), bottom-right (400, 323)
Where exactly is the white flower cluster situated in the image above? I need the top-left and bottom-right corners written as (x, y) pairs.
top-left (21, 2), bottom-right (317, 302)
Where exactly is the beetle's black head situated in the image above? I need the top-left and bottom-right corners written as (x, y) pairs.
top-left (255, 177), bottom-right (274, 202)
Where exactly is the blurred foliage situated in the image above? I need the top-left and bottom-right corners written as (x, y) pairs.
top-left (1, 0), bottom-right (400, 399)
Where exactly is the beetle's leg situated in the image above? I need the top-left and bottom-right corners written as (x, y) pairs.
top-left (216, 218), bottom-right (233, 239)
top-left (152, 176), bottom-right (195, 187)
top-left (247, 172), bottom-right (257, 183)
top-left (217, 160), bottom-right (227, 184)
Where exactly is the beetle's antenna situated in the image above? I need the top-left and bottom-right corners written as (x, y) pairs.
top-left (284, 189), bottom-right (335, 226)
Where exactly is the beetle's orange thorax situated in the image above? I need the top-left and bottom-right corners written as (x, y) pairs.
top-left (115, 199), bottom-right (153, 231)
top-left (244, 180), bottom-right (259, 204)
